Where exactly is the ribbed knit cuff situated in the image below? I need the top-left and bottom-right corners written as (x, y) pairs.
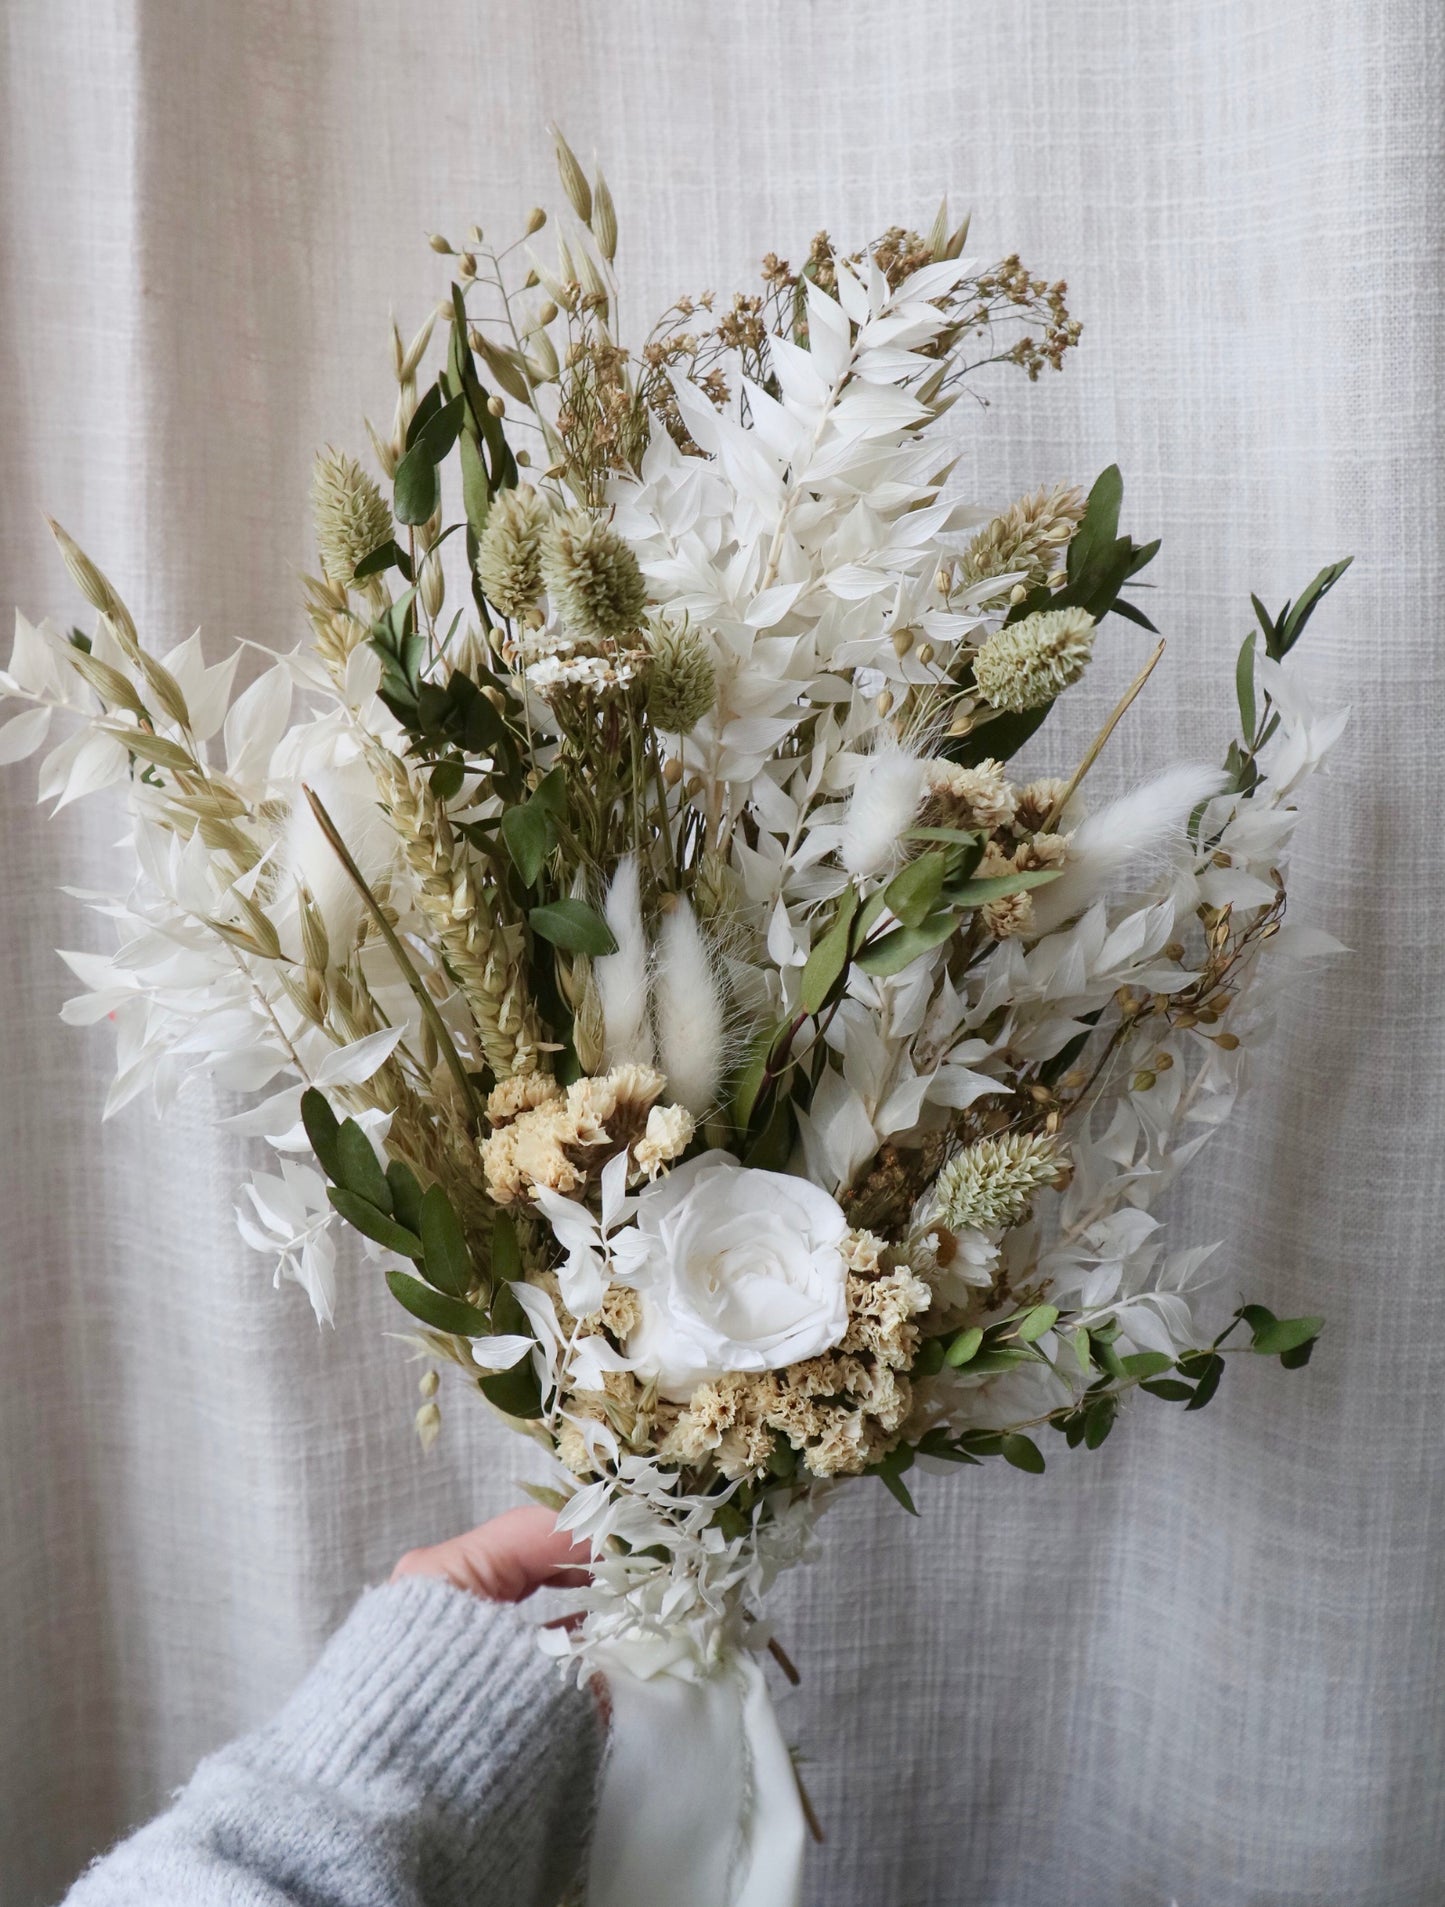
top-left (254, 1576), bottom-right (602, 1898)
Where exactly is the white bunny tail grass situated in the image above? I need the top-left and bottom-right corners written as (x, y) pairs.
top-left (1030, 762), bottom-right (1229, 935)
top-left (839, 740), bottom-right (927, 880)
top-left (655, 898), bottom-right (727, 1118)
top-left (596, 854), bottom-right (655, 1067)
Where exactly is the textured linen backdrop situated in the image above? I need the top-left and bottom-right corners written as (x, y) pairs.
top-left (1, 3), bottom-right (1439, 1902)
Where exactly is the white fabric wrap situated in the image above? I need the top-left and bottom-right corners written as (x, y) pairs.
top-left (585, 1632), bottom-right (805, 1907)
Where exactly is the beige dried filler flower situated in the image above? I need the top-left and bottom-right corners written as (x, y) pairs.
top-left (923, 757), bottom-right (1017, 833)
top-left (480, 1063), bottom-right (692, 1204)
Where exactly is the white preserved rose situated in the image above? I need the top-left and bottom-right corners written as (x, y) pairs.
top-left (614, 1152), bottom-right (850, 1399)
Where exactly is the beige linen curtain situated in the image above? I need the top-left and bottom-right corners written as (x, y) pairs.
top-left (1, 3), bottom-right (1439, 1901)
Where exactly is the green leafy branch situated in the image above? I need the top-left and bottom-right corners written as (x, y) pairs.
top-left (1223, 557), bottom-right (1352, 799)
top-left (300, 1088), bottom-right (544, 1422)
top-left (867, 1302), bottom-right (1324, 1513)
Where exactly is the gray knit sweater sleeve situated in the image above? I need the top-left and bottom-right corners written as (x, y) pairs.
top-left (62, 1576), bottom-right (604, 1907)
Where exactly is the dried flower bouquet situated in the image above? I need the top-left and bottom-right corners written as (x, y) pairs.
top-left (3, 135), bottom-right (1347, 1904)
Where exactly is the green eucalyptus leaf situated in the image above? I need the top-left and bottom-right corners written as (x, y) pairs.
top-left (800, 886), bottom-right (859, 1014)
top-left (869, 1444), bottom-right (919, 1515)
top-left (429, 759), bottom-right (465, 801)
top-left (1089, 1332), bottom-right (1127, 1383)
top-left (1016, 1304), bottom-right (1060, 1345)
top-left (502, 798), bottom-right (552, 887)
top-left (945, 1326), bottom-right (984, 1368)
top-left (1001, 1433), bottom-right (1045, 1474)
top-left (479, 1275), bottom-right (544, 1417)
top-left (329, 1188), bottom-right (423, 1258)
top-left (300, 1088), bottom-right (342, 1183)
top-left (394, 442), bottom-right (440, 526)
top-left (353, 539), bottom-right (405, 583)
top-left (385, 1159), bottom-right (424, 1235)
top-left (914, 1337), bottom-right (947, 1377)
top-left (1066, 465), bottom-right (1124, 584)
top-left (1109, 597), bottom-right (1159, 633)
top-left (458, 430), bottom-right (491, 540)
top-left (1185, 1355), bottom-right (1225, 1409)
top-left (386, 1269), bottom-right (490, 1335)
top-left (1083, 1396), bottom-right (1116, 1449)
top-left (403, 382), bottom-right (444, 449)
top-left (883, 851), bottom-right (947, 930)
top-left (904, 825), bottom-right (983, 848)
top-left (855, 912), bottom-right (957, 977)
top-left (960, 1346), bottom-right (1043, 1375)
top-left (336, 1119), bottom-right (392, 1211)
top-left (945, 866), bottom-right (1061, 908)
top-left (419, 1184), bottom-right (473, 1298)
top-left (1249, 1314), bottom-right (1324, 1357)
top-left (1277, 557), bottom-right (1352, 655)
top-left (1140, 1377), bottom-right (1196, 1402)
top-left (730, 1030), bottom-right (775, 1132)
top-left (529, 898), bottom-right (618, 956)
top-left (1120, 1351), bottom-right (1174, 1379)
top-left (1236, 631), bottom-right (1258, 741)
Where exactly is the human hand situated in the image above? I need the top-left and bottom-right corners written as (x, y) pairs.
top-left (390, 1505), bottom-right (592, 1604)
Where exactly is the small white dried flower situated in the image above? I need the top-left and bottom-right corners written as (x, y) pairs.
top-left (972, 606), bottom-right (1095, 713)
top-left (476, 484), bottom-right (551, 619)
top-left (310, 449), bottom-right (391, 588)
top-left (525, 652), bottom-right (637, 696)
top-left (932, 1133), bottom-right (1065, 1233)
top-left (540, 509), bottom-right (647, 642)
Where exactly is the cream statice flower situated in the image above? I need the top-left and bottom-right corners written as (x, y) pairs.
top-left (310, 449), bottom-right (391, 587)
top-left (923, 757), bottom-right (1017, 832)
top-left (972, 605), bottom-right (1096, 712)
top-left (540, 508), bottom-right (647, 641)
top-left (479, 1063), bottom-right (682, 1204)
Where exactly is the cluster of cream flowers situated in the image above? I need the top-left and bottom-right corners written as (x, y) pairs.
top-left (480, 1063), bottom-right (694, 1204)
top-left (652, 1230), bottom-right (931, 1482)
top-left (547, 1239), bottom-right (932, 1485)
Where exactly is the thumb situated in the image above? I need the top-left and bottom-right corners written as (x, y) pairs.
top-left (390, 1505), bottom-right (591, 1604)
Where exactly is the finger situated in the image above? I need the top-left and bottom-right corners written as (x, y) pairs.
top-left (391, 1505), bottom-right (592, 1603)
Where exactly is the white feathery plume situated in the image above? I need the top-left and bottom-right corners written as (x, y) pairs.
top-left (839, 740), bottom-right (926, 879)
top-left (1030, 763), bottom-right (1229, 934)
top-left (595, 854), bottom-right (655, 1067)
top-left (655, 898), bottom-right (726, 1117)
